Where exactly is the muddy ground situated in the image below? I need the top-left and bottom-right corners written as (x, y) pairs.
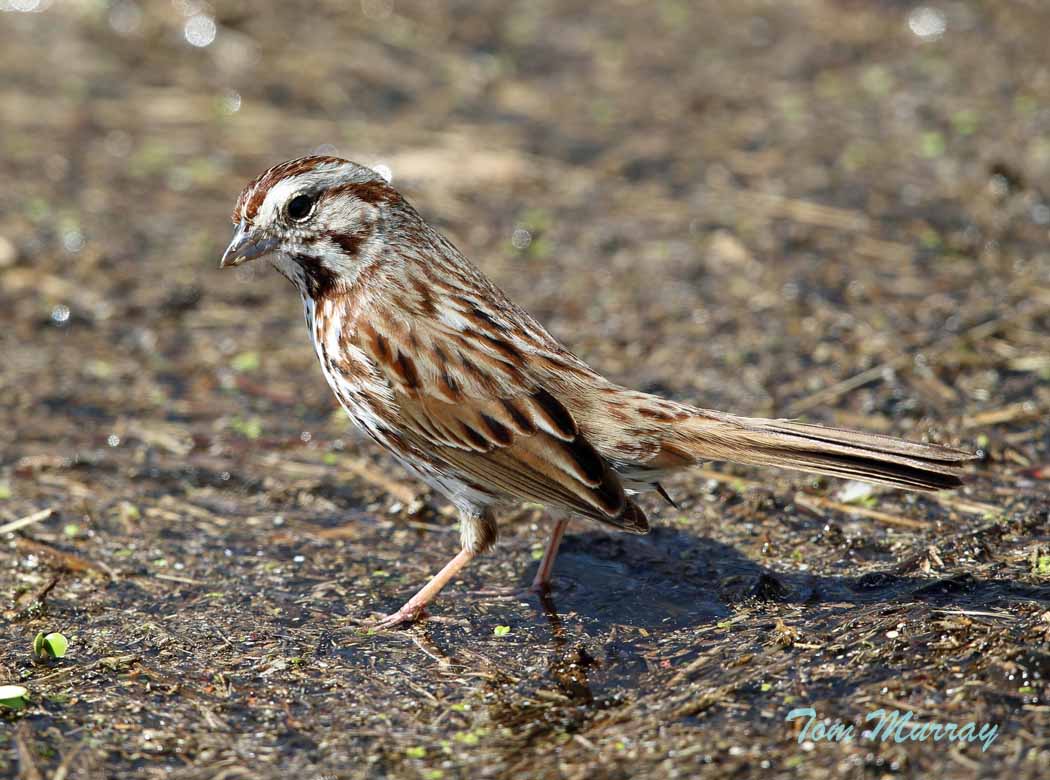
top-left (2, 1), bottom-right (1049, 778)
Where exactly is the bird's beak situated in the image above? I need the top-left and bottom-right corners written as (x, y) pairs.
top-left (220, 221), bottom-right (276, 268)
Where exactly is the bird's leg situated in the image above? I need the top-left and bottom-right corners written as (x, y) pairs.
top-left (375, 507), bottom-right (497, 629)
top-left (376, 548), bottom-right (475, 628)
top-left (531, 513), bottom-right (570, 593)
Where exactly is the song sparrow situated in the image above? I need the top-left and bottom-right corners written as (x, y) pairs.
top-left (220, 156), bottom-right (972, 628)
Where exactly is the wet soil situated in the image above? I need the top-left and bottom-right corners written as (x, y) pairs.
top-left (1, 1), bottom-right (1049, 778)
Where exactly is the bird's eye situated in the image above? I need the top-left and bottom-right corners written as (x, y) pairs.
top-left (286, 194), bottom-right (315, 222)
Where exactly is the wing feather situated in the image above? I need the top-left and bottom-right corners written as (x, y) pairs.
top-left (358, 312), bottom-right (646, 532)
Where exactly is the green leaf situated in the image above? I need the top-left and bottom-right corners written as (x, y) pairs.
top-left (0, 482), bottom-right (11, 500)
top-left (920, 131), bottom-right (946, 159)
top-left (33, 631), bottom-right (69, 659)
top-left (229, 417), bottom-right (263, 439)
top-left (493, 625), bottom-right (511, 637)
top-left (1037, 556), bottom-right (1050, 576)
top-left (231, 351), bottom-right (260, 372)
top-left (0, 685), bottom-right (29, 710)
top-left (405, 746), bottom-right (426, 759)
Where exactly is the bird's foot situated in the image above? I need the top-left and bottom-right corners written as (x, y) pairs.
top-left (373, 603), bottom-right (428, 630)
top-left (529, 577), bottom-right (554, 595)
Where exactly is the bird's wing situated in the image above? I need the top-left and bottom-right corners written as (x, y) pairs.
top-left (354, 303), bottom-right (647, 532)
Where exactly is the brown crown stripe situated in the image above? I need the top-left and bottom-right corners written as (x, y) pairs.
top-left (327, 179), bottom-right (401, 206)
top-left (237, 156), bottom-right (345, 222)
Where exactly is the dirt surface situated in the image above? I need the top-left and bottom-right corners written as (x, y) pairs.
top-left (2, 1), bottom-right (1049, 778)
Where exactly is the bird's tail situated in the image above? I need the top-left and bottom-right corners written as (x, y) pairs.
top-left (673, 412), bottom-right (972, 491)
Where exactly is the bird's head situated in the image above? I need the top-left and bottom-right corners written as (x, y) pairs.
top-left (220, 155), bottom-right (404, 297)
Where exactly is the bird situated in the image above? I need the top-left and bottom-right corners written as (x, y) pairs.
top-left (219, 155), bottom-right (973, 628)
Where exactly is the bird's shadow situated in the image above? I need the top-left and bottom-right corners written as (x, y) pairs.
top-left (518, 525), bottom-right (1050, 631)
top-left (474, 525), bottom-right (1050, 704)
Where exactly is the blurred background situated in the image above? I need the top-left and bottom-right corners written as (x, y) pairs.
top-left (1, 1), bottom-right (1049, 778)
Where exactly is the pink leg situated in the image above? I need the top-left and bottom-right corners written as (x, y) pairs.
top-left (531, 515), bottom-right (570, 593)
top-left (376, 549), bottom-right (475, 629)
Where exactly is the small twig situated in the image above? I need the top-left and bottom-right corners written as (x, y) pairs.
top-left (693, 468), bottom-right (765, 491)
top-left (50, 742), bottom-right (85, 780)
top-left (793, 492), bottom-right (928, 530)
top-left (15, 537), bottom-right (117, 580)
top-left (0, 507), bottom-right (54, 535)
top-left (933, 608), bottom-right (1016, 621)
top-left (962, 402), bottom-right (1044, 430)
top-left (932, 494), bottom-right (1002, 517)
top-left (153, 573), bottom-right (207, 585)
top-left (340, 456), bottom-right (422, 506)
top-left (786, 307), bottom-right (1040, 416)
top-left (407, 633), bottom-right (451, 670)
top-left (722, 187), bottom-right (872, 232)
top-left (13, 574), bottom-right (62, 621)
top-left (14, 723), bottom-right (44, 780)
top-left (30, 654), bottom-right (139, 684)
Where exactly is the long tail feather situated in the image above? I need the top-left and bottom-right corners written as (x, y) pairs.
top-left (679, 414), bottom-right (972, 492)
